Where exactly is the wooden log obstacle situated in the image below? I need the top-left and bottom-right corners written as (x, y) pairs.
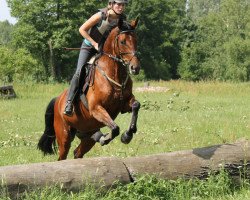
top-left (0, 139), bottom-right (250, 197)
top-left (0, 85), bottom-right (16, 99)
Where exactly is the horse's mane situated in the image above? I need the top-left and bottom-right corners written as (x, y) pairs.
top-left (119, 20), bottom-right (135, 32)
top-left (100, 20), bottom-right (134, 52)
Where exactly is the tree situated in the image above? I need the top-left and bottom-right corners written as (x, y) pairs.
top-left (7, 0), bottom-right (188, 81)
top-left (7, 0), bottom-right (105, 81)
top-left (128, 0), bottom-right (187, 80)
top-left (187, 0), bottom-right (222, 22)
top-left (0, 46), bottom-right (44, 83)
top-left (179, 0), bottom-right (250, 81)
top-left (0, 20), bottom-right (13, 46)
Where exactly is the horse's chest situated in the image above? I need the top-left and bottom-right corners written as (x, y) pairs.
top-left (108, 88), bottom-right (130, 102)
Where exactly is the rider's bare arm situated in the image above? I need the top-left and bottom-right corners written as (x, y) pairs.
top-left (79, 13), bottom-right (102, 50)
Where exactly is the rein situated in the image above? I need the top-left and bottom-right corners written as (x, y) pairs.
top-left (96, 64), bottom-right (129, 89)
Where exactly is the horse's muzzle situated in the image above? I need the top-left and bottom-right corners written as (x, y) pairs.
top-left (129, 62), bottom-right (141, 75)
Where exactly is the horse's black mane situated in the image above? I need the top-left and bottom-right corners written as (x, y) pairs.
top-left (98, 20), bottom-right (134, 52)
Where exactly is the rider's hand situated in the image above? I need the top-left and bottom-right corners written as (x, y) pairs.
top-left (93, 42), bottom-right (99, 51)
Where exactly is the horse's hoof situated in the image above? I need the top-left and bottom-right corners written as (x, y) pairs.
top-left (121, 132), bottom-right (133, 144)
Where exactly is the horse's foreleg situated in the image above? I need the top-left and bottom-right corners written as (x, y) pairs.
top-left (91, 105), bottom-right (120, 146)
top-left (121, 99), bottom-right (140, 144)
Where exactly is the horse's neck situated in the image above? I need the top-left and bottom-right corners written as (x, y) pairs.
top-left (99, 35), bottom-right (128, 82)
top-left (102, 33), bottom-right (115, 55)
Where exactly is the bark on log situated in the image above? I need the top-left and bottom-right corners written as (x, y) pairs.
top-left (0, 139), bottom-right (250, 197)
top-left (0, 157), bottom-right (131, 197)
top-left (124, 139), bottom-right (250, 181)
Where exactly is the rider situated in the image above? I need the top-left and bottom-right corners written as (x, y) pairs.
top-left (64, 0), bottom-right (128, 116)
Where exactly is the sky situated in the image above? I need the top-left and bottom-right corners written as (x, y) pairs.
top-left (0, 0), bottom-right (17, 24)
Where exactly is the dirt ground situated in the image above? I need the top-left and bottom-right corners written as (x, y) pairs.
top-left (135, 86), bottom-right (169, 92)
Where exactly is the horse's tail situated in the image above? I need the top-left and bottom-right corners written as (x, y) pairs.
top-left (37, 97), bottom-right (57, 155)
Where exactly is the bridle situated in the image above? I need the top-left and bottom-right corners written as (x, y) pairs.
top-left (102, 29), bottom-right (138, 69)
top-left (96, 29), bottom-right (139, 91)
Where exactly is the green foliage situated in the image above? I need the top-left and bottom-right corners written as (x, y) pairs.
top-left (0, 21), bottom-right (13, 46)
top-left (0, 46), bottom-right (45, 83)
top-left (3, 0), bottom-right (250, 82)
top-left (180, 0), bottom-right (250, 81)
top-left (106, 172), bottom-right (234, 200)
top-left (1, 172), bottom-right (250, 199)
top-left (6, 0), bottom-right (187, 81)
top-left (128, 0), bottom-right (186, 80)
top-left (7, 0), bottom-right (105, 80)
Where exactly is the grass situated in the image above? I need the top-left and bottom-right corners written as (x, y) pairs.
top-left (0, 80), bottom-right (250, 199)
top-left (1, 173), bottom-right (249, 200)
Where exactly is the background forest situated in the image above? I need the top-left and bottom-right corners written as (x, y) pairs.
top-left (0, 0), bottom-right (249, 82)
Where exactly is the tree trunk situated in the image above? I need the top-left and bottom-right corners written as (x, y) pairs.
top-left (0, 139), bottom-right (249, 198)
top-left (48, 39), bottom-right (56, 80)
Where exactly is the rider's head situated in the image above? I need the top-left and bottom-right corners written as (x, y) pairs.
top-left (108, 0), bottom-right (128, 15)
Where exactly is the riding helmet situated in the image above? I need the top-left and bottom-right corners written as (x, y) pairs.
top-left (109, 0), bottom-right (129, 4)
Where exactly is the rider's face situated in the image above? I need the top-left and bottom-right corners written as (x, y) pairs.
top-left (112, 3), bottom-right (125, 14)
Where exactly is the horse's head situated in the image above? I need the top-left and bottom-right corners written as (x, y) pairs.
top-left (113, 17), bottom-right (140, 75)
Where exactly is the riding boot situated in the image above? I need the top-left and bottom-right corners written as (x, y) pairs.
top-left (64, 74), bottom-right (80, 116)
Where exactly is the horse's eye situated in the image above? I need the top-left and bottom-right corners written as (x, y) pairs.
top-left (120, 40), bottom-right (126, 45)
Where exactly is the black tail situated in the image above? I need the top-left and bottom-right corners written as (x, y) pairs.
top-left (38, 97), bottom-right (57, 155)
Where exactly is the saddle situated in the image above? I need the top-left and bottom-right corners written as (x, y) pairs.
top-left (79, 55), bottom-right (99, 110)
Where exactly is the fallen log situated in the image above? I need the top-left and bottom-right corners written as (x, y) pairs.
top-left (0, 139), bottom-right (249, 197)
top-left (124, 138), bottom-right (250, 180)
top-left (0, 85), bottom-right (16, 99)
top-left (0, 157), bottom-right (131, 196)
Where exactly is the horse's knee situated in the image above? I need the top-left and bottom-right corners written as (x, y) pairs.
top-left (132, 101), bottom-right (140, 111)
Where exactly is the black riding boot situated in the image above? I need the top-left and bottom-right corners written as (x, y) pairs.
top-left (64, 74), bottom-right (80, 116)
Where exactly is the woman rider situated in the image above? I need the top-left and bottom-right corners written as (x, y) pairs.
top-left (64, 0), bottom-right (128, 116)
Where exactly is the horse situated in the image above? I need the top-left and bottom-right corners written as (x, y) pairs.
top-left (38, 18), bottom-right (141, 160)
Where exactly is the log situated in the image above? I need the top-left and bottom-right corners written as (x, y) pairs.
top-left (0, 139), bottom-right (250, 197)
top-left (0, 85), bottom-right (16, 99)
top-left (124, 139), bottom-right (250, 180)
top-left (0, 157), bottom-right (131, 197)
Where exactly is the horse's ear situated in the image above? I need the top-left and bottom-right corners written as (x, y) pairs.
top-left (118, 18), bottom-right (123, 30)
top-left (131, 16), bottom-right (139, 29)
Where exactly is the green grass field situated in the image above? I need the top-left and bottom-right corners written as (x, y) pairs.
top-left (0, 81), bottom-right (250, 199)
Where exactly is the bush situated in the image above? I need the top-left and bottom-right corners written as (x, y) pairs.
top-left (0, 46), bottom-right (45, 83)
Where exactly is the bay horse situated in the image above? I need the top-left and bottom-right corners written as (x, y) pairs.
top-left (38, 18), bottom-right (141, 160)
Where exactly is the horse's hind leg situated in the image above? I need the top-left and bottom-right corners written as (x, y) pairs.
top-left (73, 138), bottom-right (95, 159)
top-left (121, 98), bottom-right (140, 144)
top-left (54, 115), bottom-right (76, 160)
top-left (74, 131), bottom-right (103, 158)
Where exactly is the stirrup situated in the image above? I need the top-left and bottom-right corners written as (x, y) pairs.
top-left (63, 101), bottom-right (74, 116)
